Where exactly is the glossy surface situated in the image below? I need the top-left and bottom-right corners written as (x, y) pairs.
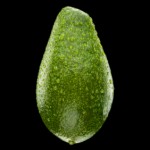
top-left (36, 6), bottom-right (114, 145)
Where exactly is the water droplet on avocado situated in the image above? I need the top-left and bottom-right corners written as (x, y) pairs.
top-left (100, 89), bottom-right (104, 93)
top-left (54, 66), bottom-right (58, 70)
top-left (82, 111), bottom-right (86, 114)
top-left (85, 86), bottom-right (88, 91)
top-left (59, 33), bottom-right (65, 40)
top-left (56, 78), bottom-right (60, 83)
top-left (90, 95), bottom-right (94, 99)
top-left (60, 89), bottom-right (63, 93)
top-left (95, 89), bottom-right (99, 93)
top-left (53, 86), bottom-right (57, 90)
top-left (68, 140), bottom-right (75, 145)
top-left (109, 79), bottom-right (112, 84)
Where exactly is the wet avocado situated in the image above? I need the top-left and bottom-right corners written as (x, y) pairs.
top-left (36, 6), bottom-right (114, 145)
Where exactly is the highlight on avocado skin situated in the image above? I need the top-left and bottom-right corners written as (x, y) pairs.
top-left (36, 6), bottom-right (114, 145)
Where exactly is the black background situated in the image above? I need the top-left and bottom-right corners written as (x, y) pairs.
top-left (3, 0), bottom-right (146, 149)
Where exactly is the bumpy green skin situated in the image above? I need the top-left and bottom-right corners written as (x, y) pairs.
top-left (36, 6), bottom-right (114, 145)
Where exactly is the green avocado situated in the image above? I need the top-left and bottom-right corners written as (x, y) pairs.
top-left (36, 6), bottom-right (114, 145)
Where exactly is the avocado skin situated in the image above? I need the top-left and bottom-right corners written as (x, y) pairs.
top-left (36, 6), bottom-right (114, 144)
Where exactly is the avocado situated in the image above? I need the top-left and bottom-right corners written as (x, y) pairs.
top-left (36, 6), bottom-right (114, 145)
